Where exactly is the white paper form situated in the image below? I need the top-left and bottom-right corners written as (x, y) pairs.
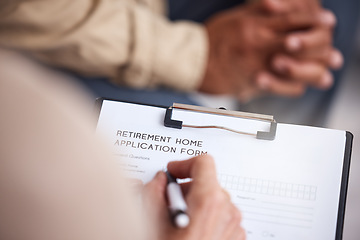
top-left (96, 100), bottom-right (347, 240)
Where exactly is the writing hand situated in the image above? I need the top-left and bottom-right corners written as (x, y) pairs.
top-left (143, 155), bottom-right (245, 240)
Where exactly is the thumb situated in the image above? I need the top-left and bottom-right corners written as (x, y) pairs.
top-left (142, 171), bottom-right (168, 216)
top-left (143, 171), bottom-right (167, 199)
top-left (142, 172), bottom-right (170, 239)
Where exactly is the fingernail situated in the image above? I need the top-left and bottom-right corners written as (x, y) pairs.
top-left (319, 10), bottom-right (337, 26)
top-left (273, 58), bottom-right (288, 74)
top-left (330, 51), bottom-right (344, 69)
top-left (320, 72), bottom-right (334, 89)
top-left (257, 73), bottom-right (270, 90)
top-left (266, 0), bottom-right (282, 9)
top-left (156, 171), bottom-right (168, 183)
top-left (155, 171), bottom-right (164, 179)
top-left (286, 36), bottom-right (302, 52)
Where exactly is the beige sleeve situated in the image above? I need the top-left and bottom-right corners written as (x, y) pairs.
top-left (0, 0), bottom-right (208, 92)
top-left (0, 49), bottom-right (146, 240)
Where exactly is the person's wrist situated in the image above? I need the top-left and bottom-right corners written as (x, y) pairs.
top-left (199, 22), bottom-right (226, 95)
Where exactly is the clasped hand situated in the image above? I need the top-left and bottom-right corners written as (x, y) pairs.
top-left (200, 0), bottom-right (343, 102)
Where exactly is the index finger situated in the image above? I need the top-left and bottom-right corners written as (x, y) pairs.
top-left (260, 0), bottom-right (320, 14)
top-left (267, 12), bottom-right (318, 32)
top-left (285, 27), bottom-right (333, 53)
top-left (167, 155), bottom-right (217, 184)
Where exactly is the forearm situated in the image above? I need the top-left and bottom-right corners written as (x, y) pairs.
top-left (0, 0), bottom-right (208, 91)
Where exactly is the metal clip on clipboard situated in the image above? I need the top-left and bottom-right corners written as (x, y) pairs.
top-left (164, 103), bottom-right (277, 141)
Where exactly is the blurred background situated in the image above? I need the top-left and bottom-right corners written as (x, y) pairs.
top-left (327, 23), bottom-right (360, 240)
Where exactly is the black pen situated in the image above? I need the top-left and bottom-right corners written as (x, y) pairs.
top-left (165, 171), bottom-right (190, 228)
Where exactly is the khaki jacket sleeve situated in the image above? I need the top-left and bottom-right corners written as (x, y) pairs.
top-left (0, 0), bottom-right (208, 91)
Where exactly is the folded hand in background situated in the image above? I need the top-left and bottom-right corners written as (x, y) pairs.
top-left (200, 0), bottom-right (343, 102)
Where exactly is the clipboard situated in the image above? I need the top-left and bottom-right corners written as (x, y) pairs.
top-left (94, 98), bottom-right (353, 240)
top-left (164, 103), bottom-right (278, 140)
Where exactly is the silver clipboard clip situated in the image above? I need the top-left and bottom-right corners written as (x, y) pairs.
top-left (164, 103), bottom-right (277, 141)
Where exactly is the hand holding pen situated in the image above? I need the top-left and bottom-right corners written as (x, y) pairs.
top-left (143, 155), bottom-right (245, 240)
